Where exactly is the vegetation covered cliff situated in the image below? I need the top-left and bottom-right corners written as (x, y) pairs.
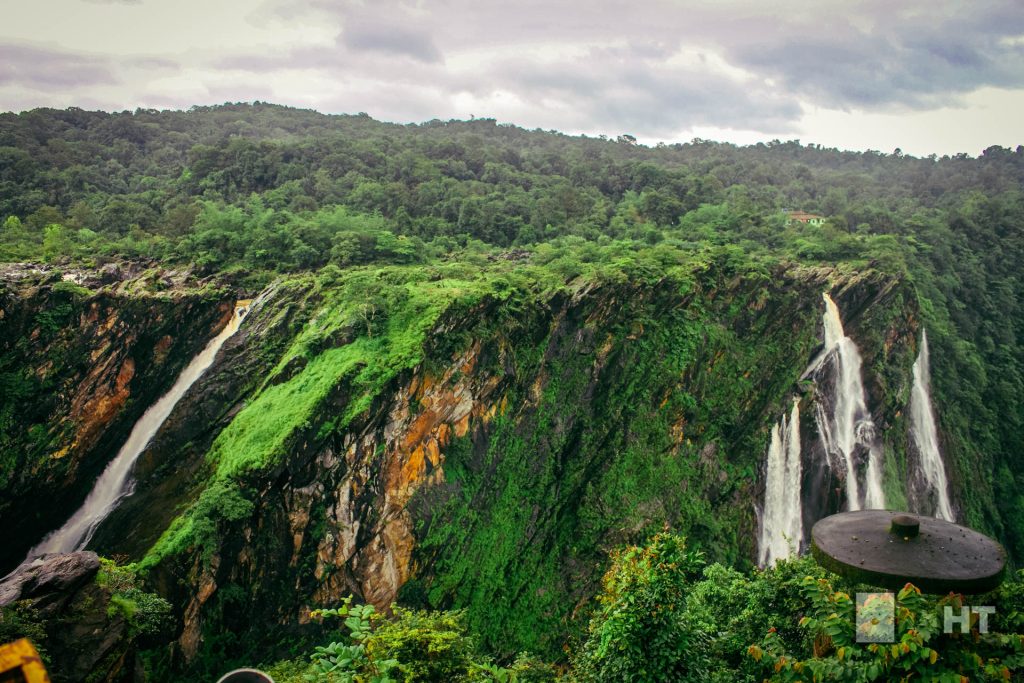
top-left (0, 104), bottom-right (1022, 680)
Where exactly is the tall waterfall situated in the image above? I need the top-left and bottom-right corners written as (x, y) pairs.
top-left (808, 293), bottom-right (886, 511)
top-left (759, 399), bottom-right (802, 566)
top-left (25, 304), bottom-right (248, 559)
top-left (908, 330), bottom-right (954, 521)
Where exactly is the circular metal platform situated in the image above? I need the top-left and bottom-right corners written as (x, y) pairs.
top-left (810, 510), bottom-right (1007, 594)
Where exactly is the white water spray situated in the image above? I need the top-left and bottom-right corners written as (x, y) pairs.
top-left (909, 330), bottom-right (954, 521)
top-left (25, 304), bottom-right (248, 559)
top-left (759, 399), bottom-right (802, 566)
top-left (807, 293), bottom-right (886, 510)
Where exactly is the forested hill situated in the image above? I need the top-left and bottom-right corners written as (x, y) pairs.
top-left (2, 103), bottom-right (1024, 538)
top-left (2, 105), bottom-right (1024, 550)
top-left (2, 103), bottom-right (1024, 679)
top-left (1, 103), bottom-right (1022, 249)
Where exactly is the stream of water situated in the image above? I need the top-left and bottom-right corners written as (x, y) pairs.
top-left (759, 292), bottom-right (890, 565)
top-left (909, 329), bottom-right (954, 521)
top-left (758, 399), bottom-right (802, 566)
top-left (24, 304), bottom-right (248, 559)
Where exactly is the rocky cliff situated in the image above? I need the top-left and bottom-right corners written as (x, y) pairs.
top-left (0, 264), bottom-right (230, 574)
top-left (1, 259), bottom-right (930, 677)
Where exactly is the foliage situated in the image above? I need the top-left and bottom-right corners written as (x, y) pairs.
top-left (572, 533), bottom-right (710, 682)
top-left (4, 109), bottom-right (1023, 566)
top-left (3, 105), bottom-right (1024, 682)
top-left (572, 534), bottom-right (1024, 683)
top-left (411, 261), bottom-right (820, 657)
top-left (749, 577), bottom-right (1024, 682)
top-left (273, 597), bottom-right (556, 683)
top-left (685, 557), bottom-right (832, 682)
top-left (97, 558), bottom-right (173, 638)
top-left (0, 601), bottom-right (49, 665)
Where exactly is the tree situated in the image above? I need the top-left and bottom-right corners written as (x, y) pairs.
top-left (573, 533), bottom-right (711, 682)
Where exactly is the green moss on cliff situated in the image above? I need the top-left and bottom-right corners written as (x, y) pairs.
top-left (134, 250), bottom-right (919, 669)
top-left (408, 265), bottom-right (829, 656)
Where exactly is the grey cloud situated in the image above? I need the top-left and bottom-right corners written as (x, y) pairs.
top-left (0, 43), bottom-right (118, 89)
top-left (289, 0), bottom-right (1024, 107)
top-left (494, 46), bottom-right (802, 135)
top-left (217, 44), bottom-right (452, 86)
top-left (726, 1), bottom-right (1024, 109)
top-left (216, 35), bottom-right (797, 134)
top-left (217, 48), bottom-right (331, 72)
top-left (340, 19), bottom-right (443, 63)
top-left (199, 0), bottom-right (1024, 138)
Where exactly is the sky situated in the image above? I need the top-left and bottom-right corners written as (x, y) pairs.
top-left (1, 0), bottom-right (1022, 157)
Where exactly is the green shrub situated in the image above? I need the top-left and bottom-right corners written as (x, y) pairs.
top-left (98, 558), bottom-right (173, 638)
top-left (0, 601), bottom-right (49, 665)
top-left (365, 608), bottom-right (477, 682)
top-left (292, 598), bottom-right (557, 683)
top-left (748, 576), bottom-right (1024, 682)
top-left (572, 533), bottom-right (710, 682)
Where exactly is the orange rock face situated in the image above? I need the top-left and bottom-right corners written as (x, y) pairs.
top-left (311, 340), bottom-right (509, 611)
top-left (67, 356), bottom-right (135, 458)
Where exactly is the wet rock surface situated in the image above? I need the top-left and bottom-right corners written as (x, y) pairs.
top-left (0, 552), bottom-right (137, 683)
top-left (0, 551), bottom-right (100, 608)
top-left (1, 263), bottom-right (922, 674)
top-left (132, 265), bottom-right (918, 668)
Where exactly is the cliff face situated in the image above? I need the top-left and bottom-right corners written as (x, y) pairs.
top-left (0, 264), bottom-right (229, 574)
top-left (82, 262), bottom-right (917, 669)
top-left (2, 260), bottom-right (928, 675)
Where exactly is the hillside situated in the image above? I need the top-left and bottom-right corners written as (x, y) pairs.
top-left (0, 104), bottom-right (1022, 680)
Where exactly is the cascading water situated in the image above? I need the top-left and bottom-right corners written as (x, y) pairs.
top-left (758, 292), bottom-right (890, 566)
top-left (759, 399), bottom-right (802, 566)
top-left (807, 293), bottom-right (886, 511)
top-left (23, 303), bottom-right (249, 560)
top-left (908, 329), bottom-right (954, 521)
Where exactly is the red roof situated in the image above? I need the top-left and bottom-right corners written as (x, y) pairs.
top-left (786, 211), bottom-right (825, 222)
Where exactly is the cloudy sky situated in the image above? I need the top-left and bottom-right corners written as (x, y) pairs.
top-left (2, 0), bottom-right (1022, 156)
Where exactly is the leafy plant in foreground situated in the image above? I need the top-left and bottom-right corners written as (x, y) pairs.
top-left (748, 576), bottom-right (1024, 682)
top-left (297, 597), bottom-right (557, 682)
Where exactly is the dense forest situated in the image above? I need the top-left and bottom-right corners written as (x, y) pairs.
top-left (1, 103), bottom-right (1023, 681)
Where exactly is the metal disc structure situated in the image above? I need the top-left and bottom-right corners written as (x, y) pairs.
top-left (216, 669), bottom-right (274, 683)
top-left (811, 510), bottom-right (1007, 594)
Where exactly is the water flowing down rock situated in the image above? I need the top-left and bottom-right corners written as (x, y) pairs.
top-left (24, 304), bottom-right (250, 560)
top-left (759, 399), bottom-right (802, 566)
top-left (807, 293), bottom-right (886, 512)
top-left (908, 329), bottom-right (955, 521)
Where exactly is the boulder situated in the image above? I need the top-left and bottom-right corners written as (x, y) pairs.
top-left (0, 552), bottom-right (101, 609)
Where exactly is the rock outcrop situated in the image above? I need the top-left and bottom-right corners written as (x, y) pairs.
top-left (111, 264), bottom-right (920, 668)
top-left (0, 552), bottom-right (143, 683)
top-left (1, 262), bottom-right (924, 677)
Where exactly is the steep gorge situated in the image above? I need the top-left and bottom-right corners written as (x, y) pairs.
top-left (1, 258), bottom-right (933, 676)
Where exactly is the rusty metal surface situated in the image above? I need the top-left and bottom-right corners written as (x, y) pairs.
top-left (810, 510), bottom-right (1007, 594)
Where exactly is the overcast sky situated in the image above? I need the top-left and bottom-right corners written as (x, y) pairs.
top-left (2, 0), bottom-right (1022, 156)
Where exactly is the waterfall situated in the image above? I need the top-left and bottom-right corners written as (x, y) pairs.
top-left (759, 399), bottom-right (802, 566)
top-left (908, 330), bottom-right (954, 521)
top-left (759, 292), bottom-right (892, 565)
top-left (807, 293), bottom-right (886, 511)
top-left (24, 303), bottom-right (248, 559)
